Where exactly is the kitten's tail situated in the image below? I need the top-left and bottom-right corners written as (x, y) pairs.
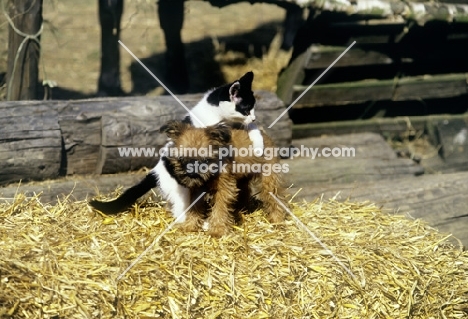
top-left (89, 172), bottom-right (158, 214)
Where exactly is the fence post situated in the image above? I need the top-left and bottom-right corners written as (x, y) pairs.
top-left (6, 0), bottom-right (43, 100)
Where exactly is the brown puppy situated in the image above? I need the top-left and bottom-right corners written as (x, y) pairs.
top-left (160, 120), bottom-right (287, 237)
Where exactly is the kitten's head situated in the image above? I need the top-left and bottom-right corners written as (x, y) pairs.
top-left (160, 120), bottom-right (232, 188)
top-left (207, 71), bottom-right (257, 124)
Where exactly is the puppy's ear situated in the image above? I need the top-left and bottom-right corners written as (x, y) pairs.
top-left (207, 123), bottom-right (231, 144)
top-left (160, 120), bottom-right (186, 139)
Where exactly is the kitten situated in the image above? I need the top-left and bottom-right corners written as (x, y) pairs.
top-left (183, 71), bottom-right (263, 152)
top-left (158, 120), bottom-right (286, 237)
top-left (89, 72), bottom-right (264, 217)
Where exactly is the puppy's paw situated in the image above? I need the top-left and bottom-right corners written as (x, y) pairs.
top-left (267, 210), bottom-right (286, 224)
top-left (207, 224), bottom-right (230, 238)
top-left (176, 214), bottom-right (203, 232)
top-left (176, 222), bottom-right (200, 232)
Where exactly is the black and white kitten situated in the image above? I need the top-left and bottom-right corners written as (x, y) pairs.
top-left (89, 71), bottom-right (263, 219)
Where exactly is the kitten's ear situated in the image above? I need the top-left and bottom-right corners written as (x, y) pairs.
top-left (229, 82), bottom-right (241, 103)
top-left (238, 71), bottom-right (254, 89)
top-left (160, 120), bottom-right (186, 139)
top-left (208, 123), bottom-right (231, 144)
top-left (229, 71), bottom-right (254, 102)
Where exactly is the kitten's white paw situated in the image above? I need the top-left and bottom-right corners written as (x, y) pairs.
top-left (253, 142), bottom-right (264, 157)
top-left (247, 124), bottom-right (264, 157)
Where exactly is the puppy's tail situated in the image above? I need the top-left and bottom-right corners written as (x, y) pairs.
top-left (89, 172), bottom-right (158, 214)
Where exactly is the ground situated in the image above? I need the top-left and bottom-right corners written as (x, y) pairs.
top-left (0, 0), bottom-right (292, 100)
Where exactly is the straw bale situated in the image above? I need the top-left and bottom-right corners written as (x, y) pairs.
top-left (1, 191), bottom-right (467, 318)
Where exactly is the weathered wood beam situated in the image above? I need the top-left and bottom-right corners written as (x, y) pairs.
top-left (299, 0), bottom-right (468, 25)
top-left (276, 50), bottom-right (311, 104)
top-left (286, 157), bottom-right (424, 186)
top-left (307, 45), bottom-right (394, 69)
top-left (291, 73), bottom-right (468, 108)
top-left (292, 113), bottom-right (468, 139)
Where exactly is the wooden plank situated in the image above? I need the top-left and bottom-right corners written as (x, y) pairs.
top-left (293, 117), bottom-right (424, 139)
top-left (393, 74), bottom-right (468, 101)
top-left (294, 132), bottom-right (397, 160)
top-left (291, 73), bottom-right (468, 108)
top-left (290, 172), bottom-right (468, 246)
top-left (285, 132), bottom-right (423, 186)
top-left (291, 80), bottom-right (394, 108)
top-left (307, 45), bottom-right (393, 69)
top-left (285, 157), bottom-right (423, 186)
top-left (328, 19), bottom-right (406, 33)
top-left (276, 50), bottom-right (311, 104)
top-left (292, 114), bottom-right (468, 139)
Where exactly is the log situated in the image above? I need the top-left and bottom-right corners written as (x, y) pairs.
top-left (59, 117), bottom-right (101, 175)
top-left (58, 92), bottom-right (291, 174)
top-left (0, 103), bottom-right (62, 184)
top-left (97, 114), bottom-right (166, 174)
top-left (6, 0), bottom-right (43, 100)
top-left (296, 0), bottom-right (468, 26)
top-left (0, 92), bottom-right (292, 185)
